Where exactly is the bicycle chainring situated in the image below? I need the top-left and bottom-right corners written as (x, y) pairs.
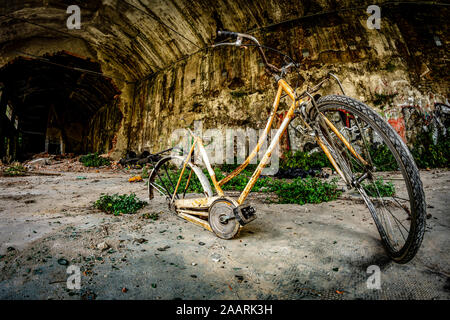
top-left (208, 198), bottom-right (240, 240)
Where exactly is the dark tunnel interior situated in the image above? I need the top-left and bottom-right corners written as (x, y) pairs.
top-left (0, 51), bottom-right (122, 161)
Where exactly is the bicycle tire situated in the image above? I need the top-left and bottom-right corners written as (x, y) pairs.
top-left (313, 94), bottom-right (426, 264)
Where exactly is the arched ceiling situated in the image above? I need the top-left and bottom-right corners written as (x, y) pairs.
top-left (0, 0), bottom-right (376, 83)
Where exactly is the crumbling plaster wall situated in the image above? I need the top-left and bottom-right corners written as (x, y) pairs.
top-left (0, 1), bottom-right (448, 158)
top-left (124, 4), bottom-right (449, 156)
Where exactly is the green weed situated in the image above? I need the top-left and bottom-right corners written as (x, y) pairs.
top-left (93, 193), bottom-right (147, 216)
top-left (362, 178), bottom-right (395, 197)
top-left (269, 177), bottom-right (342, 204)
top-left (79, 153), bottom-right (111, 167)
top-left (280, 150), bottom-right (331, 170)
top-left (3, 163), bottom-right (27, 176)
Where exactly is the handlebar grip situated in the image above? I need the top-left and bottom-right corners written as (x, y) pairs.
top-left (218, 30), bottom-right (238, 37)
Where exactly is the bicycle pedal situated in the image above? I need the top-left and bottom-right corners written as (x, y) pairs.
top-left (233, 205), bottom-right (257, 226)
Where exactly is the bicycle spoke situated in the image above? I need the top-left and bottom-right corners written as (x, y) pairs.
top-left (156, 169), bottom-right (171, 197)
top-left (150, 182), bottom-right (170, 199)
top-left (164, 163), bottom-right (179, 200)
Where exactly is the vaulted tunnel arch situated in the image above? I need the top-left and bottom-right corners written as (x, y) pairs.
top-left (0, 1), bottom-right (448, 160)
top-left (0, 51), bottom-right (122, 160)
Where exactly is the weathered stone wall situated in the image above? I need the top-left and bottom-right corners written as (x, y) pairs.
top-left (0, 1), bottom-right (448, 158)
top-left (121, 2), bottom-right (449, 156)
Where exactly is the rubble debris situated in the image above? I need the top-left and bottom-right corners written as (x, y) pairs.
top-left (28, 158), bottom-right (49, 166)
top-left (157, 245), bottom-right (170, 251)
top-left (57, 258), bottom-right (69, 266)
top-left (81, 289), bottom-right (97, 300)
top-left (118, 148), bottom-right (173, 167)
top-left (97, 242), bottom-right (110, 251)
top-left (211, 253), bottom-right (221, 262)
top-left (133, 238), bottom-right (147, 244)
top-left (141, 212), bottom-right (159, 220)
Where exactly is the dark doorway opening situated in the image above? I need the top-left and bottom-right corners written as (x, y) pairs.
top-left (0, 51), bottom-right (122, 161)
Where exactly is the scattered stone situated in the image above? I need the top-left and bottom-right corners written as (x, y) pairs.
top-left (157, 245), bottom-right (170, 251)
top-left (81, 289), bottom-right (97, 300)
top-left (97, 241), bottom-right (109, 251)
top-left (211, 253), bottom-right (221, 263)
top-left (28, 158), bottom-right (49, 166)
top-left (191, 262), bottom-right (197, 266)
top-left (142, 212), bottom-right (159, 220)
top-left (133, 238), bottom-right (147, 244)
top-left (33, 268), bottom-right (43, 275)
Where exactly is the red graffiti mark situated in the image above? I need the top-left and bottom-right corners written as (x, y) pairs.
top-left (388, 117), bottom-right (406, 143)
top-left (338, 109), bottom-right (354, 127)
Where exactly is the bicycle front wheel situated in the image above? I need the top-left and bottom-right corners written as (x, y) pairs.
top-left (312, 95), bottom-right (426, 264)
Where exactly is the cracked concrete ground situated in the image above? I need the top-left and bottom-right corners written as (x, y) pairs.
top-left (0, 169), bottom-right (449, 300)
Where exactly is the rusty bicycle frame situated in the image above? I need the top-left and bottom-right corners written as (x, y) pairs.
top-left (151, 31), bottom-right (368, 234)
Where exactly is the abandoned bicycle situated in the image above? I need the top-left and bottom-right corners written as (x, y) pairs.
top-left (148, 31), bottom-right (426, 264)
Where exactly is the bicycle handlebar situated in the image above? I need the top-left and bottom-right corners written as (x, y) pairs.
top-left (217, 30), bottom-right (238, 37)
top-left (213, 30), bottom-right (281, 75)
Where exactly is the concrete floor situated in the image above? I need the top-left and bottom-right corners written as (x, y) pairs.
top-left (0, 169), bottom-right (449, 300)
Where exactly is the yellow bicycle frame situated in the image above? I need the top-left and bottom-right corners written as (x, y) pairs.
top-left (171, 78), bottom-right (366, 207)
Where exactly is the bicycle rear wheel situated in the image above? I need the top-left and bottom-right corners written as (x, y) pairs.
top-left (312, 95), bottom-right (426, 263)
